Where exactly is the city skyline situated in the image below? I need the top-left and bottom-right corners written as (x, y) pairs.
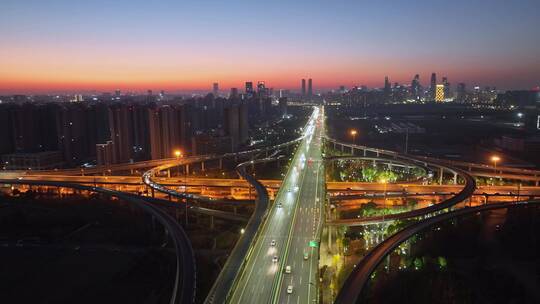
top-left (1, 0), bottom-right (540, 93)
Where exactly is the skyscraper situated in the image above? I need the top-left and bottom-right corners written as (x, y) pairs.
top-left (384, 76), bottom-right (391, 101)
top-left (108, 104), bottom-right (132, 163)
top-left (239, 102), bottom-right (249, 144)
top-left (230, 88), bottom-right (239, 99)
top-left (213, 82), bottom-right (219, 96)
top-left (147, 105), bottom-right (182, 160)
top-left (442, 77), bottom-right (451, 99)
top-left (301, 79), bottom-right (306, 96)
top-left (411, 74), bottom-right (420, 99)
top-left (456, 83), bottom-right (467, 102)
top-left (435, 84), bottom-right (445, 102)
top-left (430, 73), bottom-right (437, 100)
top-left (245, 82), bottom-right (254, 96)
top-left (308, 78), bottom-right (313, 96)
top-left (224, 105), bottom-right (240, 151)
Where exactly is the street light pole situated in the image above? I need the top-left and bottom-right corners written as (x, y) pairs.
top-left (491, 155), bottom-right (500, 174)
top-left (350, 129), bottom-right (357, 145)
top-left (173, 149), bottom-right (187, 225)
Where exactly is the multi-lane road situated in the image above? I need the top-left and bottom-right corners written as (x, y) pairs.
top-left (229, 106), bottom-right (325, 303)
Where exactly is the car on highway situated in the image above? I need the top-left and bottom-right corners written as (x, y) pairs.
top-left (293, 186), bottom-right (299, 192)
top-left (287, 285), bottom-right (293, 294)
top-left (285, 265), bottom-right (291, 274)
top-left (270, 240), bottom-right (276, 246)
top-left (272, 255), bottom-right (278, 263)
top-left (303, 252), bottom-right (309, 260)
top-left (277, 202), bottom-right (282, 208)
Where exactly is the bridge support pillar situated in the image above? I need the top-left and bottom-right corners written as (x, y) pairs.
top-left (351, 146), bottom-right (354, 155)
top-left (167, 169), bottom-right (171, 178)
top-left (333, 142), bottom-right (336, 150)
top-left (265, 150), bottom-right (269, 158)
top-left (453, 173), bottom-right (458, 184)
top-left (439, 168), bottom-right (444, 185)
top-left (210, 216), bottom-right (215, 230)
top-left (168, 194), bottom-right (172, 201)
top-left (233, 206), bottom-right (237, 214)
top-left (363, 149), bottom-right (367, 157)
top-left (376, 151), bottom-right (380, 157)
top-left (201, 161), bottom-right (205, 172)
top-left (328, 226), bottom-right (333, 252)
top-left (341, 144), bottom-right (344, 153)
top-left (151, 188), bottom-right (155, 198)
top-left (219, 158), bottom-right (223, 170)
top-left (185, 164), bottom-right (190, 175)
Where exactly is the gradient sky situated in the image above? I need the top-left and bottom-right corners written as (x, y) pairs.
top-left (1, 0), bottom-right (539, 93)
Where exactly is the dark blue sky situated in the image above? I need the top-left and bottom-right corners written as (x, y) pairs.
top-left (1, 0), bottom-right (539, 92)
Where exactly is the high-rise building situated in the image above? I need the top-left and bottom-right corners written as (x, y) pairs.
top-left (430, 73), bottom-right (437, 100)
top-left (442, 77), bottom-right (451, 99)
top-left (308, 78), bottom-right (313, 96)
top-left (108, 104), bottom-right (132, 163)
top-left (224, 105), bottom-right (240, 151)
top-left (411, 74), bottom-right (420, 99)
top-left (278, 97), bottom-right (288, 116)
top-left (213, 82), bottom-right (219, 96)
top-left (147, 105), bottom-right (183, 160)
top-left (230, 88), bottom-right (239, 99)
top-left (384, 76), bottom-right (391, 100)
top-left (239, 102), bottom-right (249, 144)
top-left (301, 79), bottom-right (306, 96)
top-left (96, 141), bottom-right (114, 166)
top-left (456, 83), bottom-right (467, 102)
top-left (435, 84), bottom-right (445, 102)
top-left (257, 81), bottom-right (265, 93)
top-left (245, 82), bottom-right (254, 95)
top-left (129, 104), bottom-right (151, 160)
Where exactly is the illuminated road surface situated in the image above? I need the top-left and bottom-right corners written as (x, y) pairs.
top-left (229, 107), bottom-right (325, 304)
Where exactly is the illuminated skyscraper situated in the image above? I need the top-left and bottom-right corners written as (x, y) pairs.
top-left (308, 78), bottom-right (313, 96)
top-left (301, 79), bottom-right (306, 96)
top-left (435, 84), bottom-right (445, 102)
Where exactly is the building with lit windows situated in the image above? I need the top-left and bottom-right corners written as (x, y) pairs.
top-left (435, 84), bottom-right (445, 102)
